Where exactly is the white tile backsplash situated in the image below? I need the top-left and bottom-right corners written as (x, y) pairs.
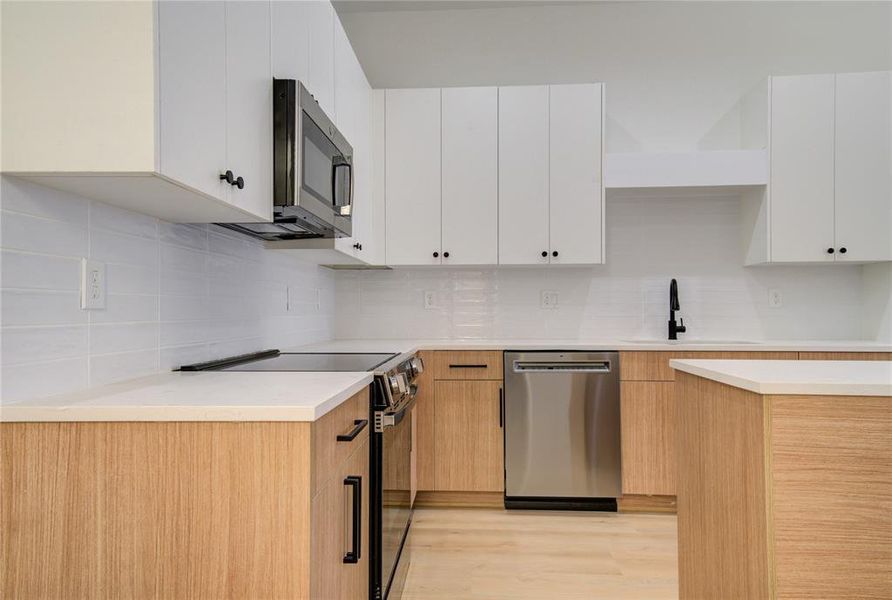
top-left (335, 195), bottom-right (869, 342)
top-left (1, 176), bottom-right (336, 402)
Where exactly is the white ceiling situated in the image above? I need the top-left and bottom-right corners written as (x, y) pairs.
top-left (334, 1), bottom-right (892, 151)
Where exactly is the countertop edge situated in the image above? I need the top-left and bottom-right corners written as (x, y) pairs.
top-left (669, 359), bottom-right (892, 397)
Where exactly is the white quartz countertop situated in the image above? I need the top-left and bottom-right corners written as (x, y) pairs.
top-left (0, 370), bottom-right (373, 423)
top-left (669, 359), bottom-right (892, 396)
top-left (290, 338), bottom-right (892, 353)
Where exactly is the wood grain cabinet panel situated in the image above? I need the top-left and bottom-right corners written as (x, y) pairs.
top-left (798, 351), bottom-right (892, 361)
top-left (620, 351), bottom-right (798, 381)
top-left (433, 380), bottom-right (504, 492)
top-left (311, 386), bottom-right (369, 495)
top-left (414, 351), bottom-right (437, 491)
top-left (311, 437), bottom-right (370, 600)
top-left (620, 382), bottom-right (677, 496)
top-left (431, 350), bottom-right (503, 380)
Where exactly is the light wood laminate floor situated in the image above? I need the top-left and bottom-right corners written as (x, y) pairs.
top-left (402, 508), bottom-right (678, 600)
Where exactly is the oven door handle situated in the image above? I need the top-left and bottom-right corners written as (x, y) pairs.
top-left (378, 394), bottom-right (417, 430)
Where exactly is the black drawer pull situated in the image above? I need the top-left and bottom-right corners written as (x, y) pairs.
top-left (448, 364), bottom-right (488, 369)
top-left (343, 475), bottom-right (362, 564)
top-left (499, 387), bottom-right (504, 428)
top-left (336, 419), bottom-right (368, 442)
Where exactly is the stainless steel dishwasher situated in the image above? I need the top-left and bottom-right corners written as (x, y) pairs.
top-left (503, 351), bottom-right (621, 511)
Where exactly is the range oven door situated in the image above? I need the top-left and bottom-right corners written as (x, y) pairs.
top-left (372, 387), bottom-right (414, 600)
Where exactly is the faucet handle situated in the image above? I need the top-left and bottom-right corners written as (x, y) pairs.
top-left (678, 317), bottom-right (687, 333)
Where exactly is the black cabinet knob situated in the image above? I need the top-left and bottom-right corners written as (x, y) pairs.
top-left (839, 247), bottom-right (847, 254)
top-left (433, 252), bottom-right (439, 258)
top-left (443, 251), bottom-right (450, 258)
top-left (541, 251), bottom-right (547, 258)
top-left (552, 251), bottom-right (559, 257)
top-left (235, 176), bottom-right (244, 190)
top-left (353, 243), bottom-right (362, 251)
top-left (827, 247), bottom-right (835, 254)
top-left (220, 170), bottom-right (235, 185)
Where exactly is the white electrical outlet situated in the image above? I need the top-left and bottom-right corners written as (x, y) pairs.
top-left (768, 288), bottom-right (783, 308)
top-left (540, 290), bottom-right (559, 310)
top-left (80, 258), bottom-right (106, 310)
top-left (423, 291), bottom-right (435, 310)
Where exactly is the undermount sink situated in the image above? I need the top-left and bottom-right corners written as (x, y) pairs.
top-left (621, 339), bottom-right (760, 345)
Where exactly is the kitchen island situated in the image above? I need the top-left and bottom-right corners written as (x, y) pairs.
top-left (670, 359), bottom-right (892, 600)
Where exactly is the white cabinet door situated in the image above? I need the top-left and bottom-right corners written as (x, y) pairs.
top-left (369, 89), bottom-right (387, 266)
top-left (307, 0), bottom-right (335, 118)
top-left (333, 16), bottom-right (357, 142)
top-left (499, 86), bottom-right (549, 265)
top-left (158, 1), bottom-right (228, 202)
top-left (224, 1), bottom-right (272, 221)
top-left (549, 84), bottom-right (604, 265)
top-left (834, 71), bottom-right (892, 262)
top-left (271, 0), bottom-right (309, 82)
top-left (385, 88), bottom-right (442, 265)
top-left (441, 87), bottom-right (498, 265)
top-left (769, 74), bottom-right (835, 262)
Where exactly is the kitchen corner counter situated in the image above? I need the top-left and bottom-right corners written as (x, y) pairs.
top-left (0, 370), bottom-right (373, 422)
top-left (670, 359), bottom-right (892, 396)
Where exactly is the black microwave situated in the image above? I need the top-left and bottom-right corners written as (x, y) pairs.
top-left (220, 79), bottom-right (353, 241)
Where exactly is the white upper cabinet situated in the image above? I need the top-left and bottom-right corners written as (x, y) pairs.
top-left (746, 71), bottom-right (891, 264)
top-left (385, 89), bottom-right (442, 266)
top-left (271, 0), bottom-right (310, 83)
top-left (1, 0), bottom-right (272, 223)
top-left (224, 1), bottom-right (272, 221)
top-left (158, 1), bottom-right (228, 203)
top-left (769, 74), bottom-right (836, 262)
top-left (442, 87), bottom-right (499, 265)
top-left (306, 0), bottom-right (335, 118)
top-left (498, 86), bottom-right (551, 265)
top-left (549, 84), bottom-right (604, 265)
top-left (834, 71), bottom-right (892, 262)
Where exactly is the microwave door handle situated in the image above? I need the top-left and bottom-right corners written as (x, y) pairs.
top-left (331, 161), bottom-right (352, 216)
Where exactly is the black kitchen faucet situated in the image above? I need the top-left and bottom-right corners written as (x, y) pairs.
top-left (669, 278), bottom-right (687, 340)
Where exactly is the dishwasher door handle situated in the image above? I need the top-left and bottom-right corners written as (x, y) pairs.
top-left (512, 361), bottom-right (611, 373)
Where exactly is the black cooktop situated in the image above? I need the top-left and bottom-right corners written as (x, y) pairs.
top-left (178, 350), bottom-right (397, 373)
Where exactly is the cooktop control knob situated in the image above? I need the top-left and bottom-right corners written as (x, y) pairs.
top-left (408, 356), bottom-right (424, 377)
top-left (389, 373), bottom-right (408, 396)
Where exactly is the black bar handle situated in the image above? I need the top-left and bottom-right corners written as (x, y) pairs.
top-left (336, 419), bottom-right (368, 442)
top-left (449, 364), bottom-right (488, 369)
top-left (343, 475), bottom-right (361, 564)
top-left (499, 387), bottom-right (504, 428)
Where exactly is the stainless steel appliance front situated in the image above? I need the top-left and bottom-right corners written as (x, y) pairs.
top-left (219, 79), bottom-right (353, 241)
top-left (503, 351), bottom-right (621, 509)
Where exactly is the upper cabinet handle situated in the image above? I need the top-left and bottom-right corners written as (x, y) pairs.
top-left (839, 247), bottom-right (847, 254)
top-left (234, 176), bottom-right (245, 190)
top-left (552, 251), bottom-right (559, 257)
top-left (541, 251), bottom-right (547, 258)
top-left (827, 247), bottom-right (835, 254)
top-left (220, 170), bottom-right (235, 185)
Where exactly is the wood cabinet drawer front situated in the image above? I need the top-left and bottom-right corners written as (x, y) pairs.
top-left (799, 352), bottom-right (892, 361)
top-left (620, 351), bottom-right (798, 381)
top-left (431, 350), bottom-right (503, 380)
top-left (312, 387), bottom-right (370, 495)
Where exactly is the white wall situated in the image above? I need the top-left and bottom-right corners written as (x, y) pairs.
top-left (0, 176), bottom-right (335, 402)
top-left (337, 1), bottom-right (892, 151)
top-left (862, 263), bottom-right (892, 342)
top-left (335, 194), bottom-right (865, 341)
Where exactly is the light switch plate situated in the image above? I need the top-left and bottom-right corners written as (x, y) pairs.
top-left (768, 288), bottom-right (783, 308)
top-left (80, 258), bottom-right (106, 310)
top-left (423, 291), bottom-right (436, 310)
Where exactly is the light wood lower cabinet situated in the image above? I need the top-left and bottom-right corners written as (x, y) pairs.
top-left (434, 380), bottom-right (504, 492)
top-left (798, 351), bottom-right (892, 360)
top-left (1, 388), bottom-right (371, 600)
top-left (311, 436), bottom-right (370, 600)
top-left (621, 382), bottom-right (676, 496)
top-left (415, 351), bottom-right (504, 496)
